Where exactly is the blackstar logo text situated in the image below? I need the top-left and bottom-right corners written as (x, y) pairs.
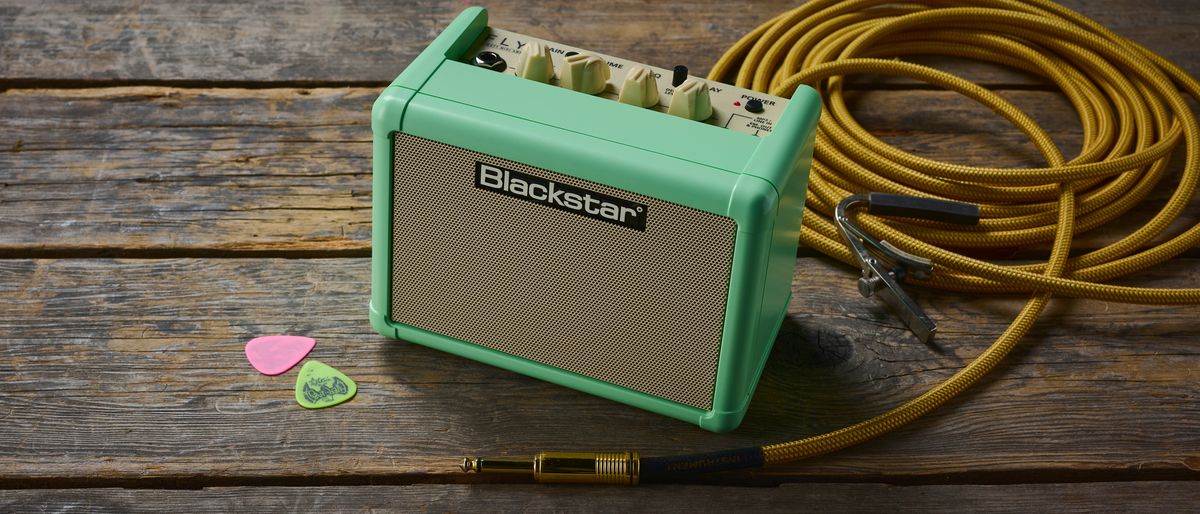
top-left (474, 162), bottom-right (647, 231)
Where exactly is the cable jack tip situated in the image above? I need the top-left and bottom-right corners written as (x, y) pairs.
top-left (456, 452), bottom-right (640, 484)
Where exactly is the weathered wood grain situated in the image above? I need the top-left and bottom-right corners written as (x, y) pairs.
top-left (3, 87), bottom-right (1197, 256)
top-left (4, 482), bottom-right (1199, 513)
top-left (0, 87), bottom-right (373, 255)
top-left (0, 258), bottom-right (1196, 484)
top-left (1, 0), bottom-right (1197, 86)
top-left (1, 0), bottom-right (1195, 504)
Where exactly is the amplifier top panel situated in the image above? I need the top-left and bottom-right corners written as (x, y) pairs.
top-left (465, 27), bottom-right (790, 137)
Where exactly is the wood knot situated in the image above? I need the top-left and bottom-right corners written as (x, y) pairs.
top-left (777, 316), bottom-right (855, 367)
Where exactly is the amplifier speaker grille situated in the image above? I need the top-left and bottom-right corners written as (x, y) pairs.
top-left (389, 133), bottom-right (736, 409)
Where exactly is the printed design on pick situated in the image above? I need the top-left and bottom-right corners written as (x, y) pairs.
top-left (474, 161), bottom-right (648, 230)
top-left (302, 375), bottom-right (350, 404)
top-left (294, 360), bottom-right (357, 409)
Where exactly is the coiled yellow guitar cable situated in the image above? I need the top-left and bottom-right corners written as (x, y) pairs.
top-left (463, 0), bottom-right (1200, 482)
top-left (712, 0), bottom-right (1200, 466)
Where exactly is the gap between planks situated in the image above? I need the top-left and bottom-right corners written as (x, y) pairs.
top-left (0, 79), bottom-right (1072, 94)
top-left (0, 467), bottom-right (1197, 491)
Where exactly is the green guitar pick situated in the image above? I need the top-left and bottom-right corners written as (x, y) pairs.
top-left (295, 360), bottom-right (357, 409)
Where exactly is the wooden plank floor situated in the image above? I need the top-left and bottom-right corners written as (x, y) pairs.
top-left (2, 0), bottom-right (1198, 509)
top-left (3, 483), bottom-right (1196, 513)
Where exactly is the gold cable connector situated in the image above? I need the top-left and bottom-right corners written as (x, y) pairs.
top-left (461, 451), bottom-right (640, 485)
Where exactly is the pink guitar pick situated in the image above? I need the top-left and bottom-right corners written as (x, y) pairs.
top-left (245, 335), bottom-right (316, 376)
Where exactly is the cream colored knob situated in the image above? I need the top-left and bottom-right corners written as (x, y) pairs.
top-left (667, 78), bottom-right (713, 121)
top-left (559, 53), bottom-right (610, 95)
top-left (617, 65), bottom-right (659, 108)
top-left (516, 42), bottom-right (553, 83)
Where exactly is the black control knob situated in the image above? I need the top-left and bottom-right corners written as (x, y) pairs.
top-left (672, 65), bottom-right (689, 87)
top-left (473, 51), bottom-right (507, 73)
top-left (745, 98), bottom-right (765, 114)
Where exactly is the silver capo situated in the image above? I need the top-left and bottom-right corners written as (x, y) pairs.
top-left (834, 193), bottom-right (980, 344)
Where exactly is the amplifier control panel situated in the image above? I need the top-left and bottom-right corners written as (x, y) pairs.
top-left (465, 28), bottom-right (789, 137)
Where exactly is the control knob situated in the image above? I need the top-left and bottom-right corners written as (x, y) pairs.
top-left (618, 65), bottom-right (659, 108)
top-left (668, 78), bottom-right (713, 121)
top-left (559, 53), bottom-right (610, 95)
top-left (515, 42), bottom-right (553, 83)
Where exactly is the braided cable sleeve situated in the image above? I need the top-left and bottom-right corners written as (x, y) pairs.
top-left (705, 0), bottom-right (1200, 466)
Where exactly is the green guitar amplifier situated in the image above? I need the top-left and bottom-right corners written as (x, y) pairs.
top-left (369, 6), bottom-right (821, 432)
